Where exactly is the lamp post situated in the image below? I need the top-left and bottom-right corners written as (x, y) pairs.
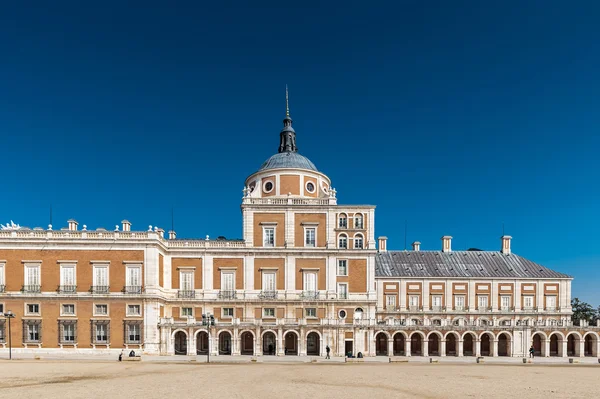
top-left (201, 313), bottom-right (215, 363)
top-left (5, 310), bottom-right (15, 360)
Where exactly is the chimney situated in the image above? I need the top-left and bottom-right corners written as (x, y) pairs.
top-left (156, 228), bottom-right (164, 238)
top-left (412, 241), bottom-right (421, 251)
top-left (501, 235), bottom-right (512, 254)
top-left (378, 236), bottom-right (388, 252)
top-left (441, 236), bottom-right (452, 252)
top-left (168, 230), bottom-right (177, 239)
top-left (121, 220), bottom-right (131, 232)
top-left (67, 219), bottom-right (78, 231)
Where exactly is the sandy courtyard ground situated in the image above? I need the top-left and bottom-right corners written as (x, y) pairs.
top-left (0, 361), bottom-right (596, 399)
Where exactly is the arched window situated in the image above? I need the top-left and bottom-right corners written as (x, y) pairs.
top-left (432, 319), bottom-right (442, 326)
top-left (354, 214), bottom-right (363, 229)
top-left (338, 214), bottom-right (347, 229)
top-left (338, 234), bottom-right (348, 249)
top-left (354, 233), bottom-right (364, 249)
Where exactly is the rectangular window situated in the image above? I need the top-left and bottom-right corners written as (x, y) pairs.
top-left (455, 295), bottom-right (465, 310)
top-left (354, 236), bottom-right (363, 249)
top-left (501, 295), bottom-right (511, 309)
top-left (94, 322), bottom-right (109, 344)
top-left (26, 304), bottom-right (40, 315)
top-left (181, 307), bottom-right (193, 317)
top-left (386, 295), bottom-right (397, 309)
top-left (305, 228), bottom-right (316, 247)
top-left (126, 323), bottom-right (141, 344)
top-left (127, 304), bottom-right (141, 316)
top-left (60, 264), bottom-right (76, 291)
top-left (61, 304), bottom-right (75, 316)
top-left (478, 295), bottom-right (488, 309)
top-left (94, 304), bottom-right (108, 316)
top-left (180, 271), bottom-right (194, 291)
top-left (223, 307), bottom-right (234, 317)
top-left (409, 295), bottom-right (419, 308)
top-left (126, 266), bottom-right (142, 291)
top-left (93, 266), bottom-right (109, 292)
top-left (338, 215), bottom-right (347, 228)
top-left (24, 321), bottom-right (41, 342)
top-left (0, 263), bottom-right (5, 289)
top-left (221, 272), bottom-right (235, 291)
top-left (337, 260), bottom-right (348, 276)
top-left (263, 227), bottom-right (275, 247)
top-left (24, 265), bottom-right (40, 291)
top-left (546, 296), bottom-right (557, 310)
top-left (0, 321), bottom-right (5, 343)
top-left (338, 235), bottom-right (348, 249)
top-left (305, 308), bottom-right (317, 318)
top-left (337, 283), bottom-right (348, 299)
top-left (354, 215), bottom-right (363, 229)
top-left (523, 296), bottom-right (534, 309)
top-left (303, 272), bottom-right (317, 293)
top-left (431, 295), bottom-right (442, 310)
top-left (263, 308), bottom-right (275, 318)
top-left (0, 303), bottom-right (4, 313)
top-left (262, 272), bottom-right (276, 292)
top-left (60, 322), bottom-right (76, 343)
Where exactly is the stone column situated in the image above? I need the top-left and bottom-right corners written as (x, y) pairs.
top-left (211, 328), bottom-right (218, 356)
top-left (493, 340), bottom-right (498, 357)
top-left (423, 339), bottom-right (429, 357)
top-left (405, 339), bottom-right (411, 357)
top-left (441, 339), bottom-right (446, 357)
top-left (368, 329), bottom-right (375, 357)
top-left (458, 339), bottom-right (464, 357)
top-left (562, 340), bottom-right (568, 358)
top-left (188, 328), bottom-right (196, 355)
top-left (579, 340), bottom-right (585, 357)
top-left (388, 336), bottom-right (394, 357)
top-left (256, 326), bottom-right (262, 356)
top-left (544, 340), bottom-right (550, 358)
top-left (277, 327), bottom-right (284, 356)
top-left (233, 327), bottom-right (240, 356)
top-left (475, 340), bottom-right (481, 357)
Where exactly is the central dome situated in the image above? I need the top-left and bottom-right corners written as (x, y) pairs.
top-left (259, 151), bottom-right (318, 172)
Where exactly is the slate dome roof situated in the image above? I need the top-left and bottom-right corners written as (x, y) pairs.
top-left (259, 151), bottom-right (318, 172)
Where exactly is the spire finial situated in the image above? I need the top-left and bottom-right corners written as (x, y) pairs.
top-left (285, 84), bottom-right (290, 117)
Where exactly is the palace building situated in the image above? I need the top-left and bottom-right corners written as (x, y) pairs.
top-left (0, 98), bottom-right (598, 359)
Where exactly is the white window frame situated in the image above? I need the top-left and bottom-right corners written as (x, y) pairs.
top-left (24, 263), bottom-right (41, 287)
top-left (92, 264), bottom-right (109, 289)
top-left (523, 295), bottom-right (534, 309)
top-left (94, 322), bottom-right (108, 343)
top-left (431, 295), bottom-right (442, 309)
top-left (26, 322), bottom-right (41, 342)
top-left (337, 283), bottom-right (348, 299)
top-left (125, 265), bottom-right (142, 288)
top-left (305, 180), bottom-right (316, 193)
top-left (304, 227), bottom-right (316, 247)
top-left (221, 271), bottom-right (235, 292)
top-left (25, 303), bottom-right (40, 316)
top-left (478, 295), bottom-right (489, 309)
top-left (59, 263), bottom-right (77, 287)
top-left (60, 321), bottom-right (76, 343)
top-left (93, 303), bottom-right (109, 316)
top-left (263, 308), bottom-right (275, 318)
top-left (546, 295), bottom-right (557, 310)
top-left (222, 307), bottom-right (234, 318)
top-left (60, 303), bottom-right (76, 316)
top-left (126, 323), bottom-right (141, 343)
top-left (409, 295), bottom-right (420, 308)
top-left (338, 214), bottom-right (347, 228)
top-left (180, 270), bottom-right (194, 291)
top-left (337, 259), bottom-right (348, 276)
top-left (262, 226), bottom-right (275, 247)
top-left (305, 308), bottom-right (317, 318)
top-left (386, 294), bottom-right (397, 309)
top-left (181, 307), bottom-right (193, 317)
top-left (263, 180), bottom-right (274, 193)
top-left (127, 304), bottom-right (142, 316)
top-left (500, 295), bottom-right (511, 309)
top-left (338, 234), bottom-right (348, 249)
top-left (454, 295), bottom-right (465, 310)
top-left (354, 214), bottom-right (363, 229)
top-left (353, 234), bottom-right (364, 249)
top-left (262, 271), bottom-right (276, 292)
top-left (0, 262), bottom-right (5, 288)
top-left (303, 271), bottom-right (317, 293)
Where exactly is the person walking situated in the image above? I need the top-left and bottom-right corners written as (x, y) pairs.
top-left (325, 345), bottom-right (331, 359)
top-left (529, 345), bottom-right (535, 358)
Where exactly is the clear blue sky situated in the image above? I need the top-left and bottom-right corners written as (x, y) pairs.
top-left (1, 2), bottom-right (599, 303)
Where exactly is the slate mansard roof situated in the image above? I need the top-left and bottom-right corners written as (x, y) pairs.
top-left (375, 251), bottom-right (571, 279)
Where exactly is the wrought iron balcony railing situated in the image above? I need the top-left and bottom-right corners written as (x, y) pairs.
top-left (218, 290), bottom-right (237, 300)
top-left (21, 285), bottom-right (41, 293)
top-left (123, 286), bottom-right (144, 294)
top-left (177, 290), bottom-right (195, 299)
top-left (408, 305), bottom-right (422, 312)
top-left (300, 290), bottom-right (319, 300)
top-left (58, 285), bottom-right (77, 294)
top-left (90, 286), bottom-right (110, 294)
top-left (430, 306), bottom-right (444, 312)
top-left (454, 305), bottom-right (466, 311)
top-left (258, 290), bottom-right (278, 300)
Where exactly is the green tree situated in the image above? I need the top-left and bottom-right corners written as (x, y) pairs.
top-left (571, 298), bottom-right (595, 324)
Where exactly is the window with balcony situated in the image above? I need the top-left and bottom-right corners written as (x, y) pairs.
top-left (0, 263), bottom-right (5, 292)
top-left (454, 295), bottom-right (465, 311)
top-left (262, 271), bottom-right (276, 293)
top-left (305, 308), bottom-right (317, 318)
top-left (523, 296), bottom-right (534, 310)
top-left (354, 214), bottom-right (363, 229)
top-left (26, 303), bottom-right (40, 316)
top-left (125, 266), bottom-right (142, 293)
top-left (408, 295), bottom-right (420, 310)
top-left (303, 272), bottom-right (317, 298)
top-left (61, 304), bottom-right (75, 316)
top-left (92, 265), bottom-right (109, 293)
top-left (353, 234), bottom-right (364, 249)
top-left (92, 321), bottom-right (110, 344)
top-left (386, 295), bottom-right (397, 310)
top-left (94, 304), bottom-right (108, 316)
top-left (181, 307), bottom-right (193, 317)
top-left (220, 271), bottom-right (236, 299)
top-left (125, 321), bottom-right (142, 344)
top-left (478, 295), bottom-right (489, 310)
top-left (127, 304), bottom-right (141, 316)
top-left (338, 214), bottom-right (347, 228)
top-left (337, 260), bottom-right (348, 276)
top-left (337, 283), bottom-right (348, 299)
top-left (222, 307), bottom-right (234, 318)
top-left (500, 295), bottom-right (511, 310)
top-left (305, 227), bottom-right (316, 247)
top-left (338, 234), bottom-right (348, 249)
top-left (23, 320), bottom-right (41, 343)
top-left (59, 321), bottom-right (76, 344)
top-left (178, 271), bottom-right (195, 298)
top-left (59, 264), bottom-right (76, 293)
top-left (263, 308), bottom-right (275, 318)
top-left (24, 264), bottom-right (41, 293)
top-left (263, 227), bottom-right (275, 247)
top-left (546, 295), bottom-right (557, 311)
top-left (431, 295), bottom-right (442, 311)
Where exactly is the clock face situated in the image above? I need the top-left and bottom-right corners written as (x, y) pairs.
top-left (306, 182), bottom-right (315, 193)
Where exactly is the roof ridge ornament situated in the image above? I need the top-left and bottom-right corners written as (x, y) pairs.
top-left (278, 85), bottom-right (298, 153)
